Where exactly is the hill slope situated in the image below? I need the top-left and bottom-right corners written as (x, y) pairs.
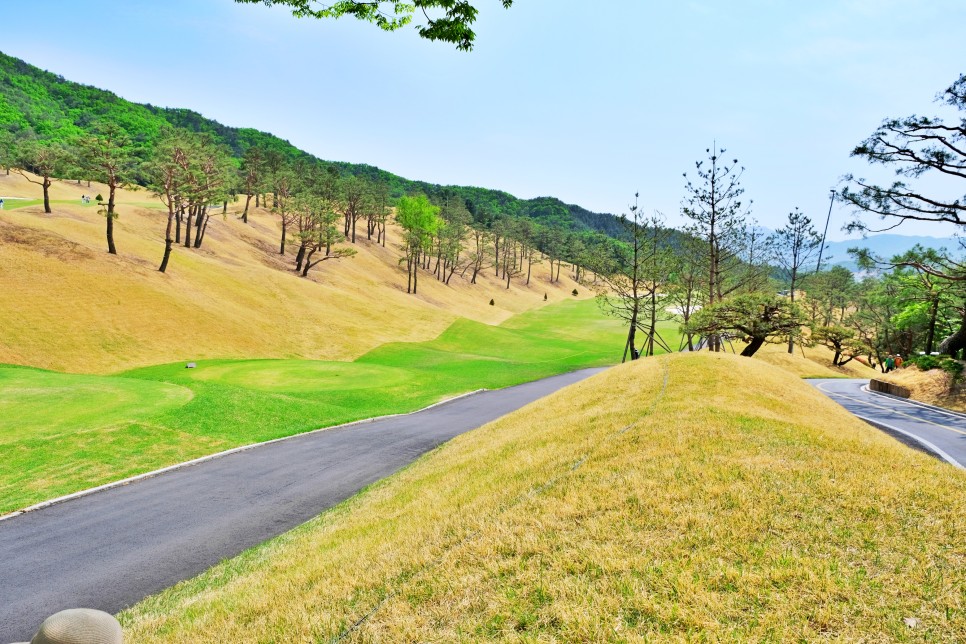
top-left (0, 50), bottom-right (623, 237)
top-left (0, 171), bottom-right (590, 373)
top-left (120, 353), bottom-right (966, 641)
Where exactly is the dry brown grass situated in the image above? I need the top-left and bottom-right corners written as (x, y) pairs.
top-left (0, 172), bottom-right (588, 373)
top-left (121, 353), bottom-right (966, 641)
top-left (740, 341), bottom-right (878, 379)
top-left (881, 367), bottom-right (966, 412)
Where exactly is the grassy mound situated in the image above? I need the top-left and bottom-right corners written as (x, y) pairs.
top-left (0, 299), bottom-right (650, 514)
top-left (120, 353), bottom-right (965, 641)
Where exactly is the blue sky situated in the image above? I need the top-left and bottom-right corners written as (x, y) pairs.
top-left (2, 0), bottom-right (964, 240)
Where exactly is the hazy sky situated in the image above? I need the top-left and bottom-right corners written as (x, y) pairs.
top-left (3, 0), bottom-right (965, 240)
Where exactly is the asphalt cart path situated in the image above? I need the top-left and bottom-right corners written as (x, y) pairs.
top-left (810, 378), bottom-right (966, 469)
top-left (0, 368), bottom-right (604, 643)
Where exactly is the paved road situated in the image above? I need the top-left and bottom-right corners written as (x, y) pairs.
top-left (810, 378), bottom-right (966, 469)
top-left (0, 368), bottom-right (604, 643)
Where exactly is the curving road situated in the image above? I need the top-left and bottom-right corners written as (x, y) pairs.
top-left (0, 368), bottom-right (604, 643)
top-left (810, 378), bottom-right (966, 469)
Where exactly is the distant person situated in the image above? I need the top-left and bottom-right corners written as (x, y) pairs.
top-left (885, 355), bottom-right (895, 372)
top-left (895, 354), bottom-right (903, 369)
top-left (0, 198), bottom-right (4, 209)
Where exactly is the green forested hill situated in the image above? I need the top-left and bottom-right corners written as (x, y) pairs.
top-left (0, 50), bottom-right (623, 237)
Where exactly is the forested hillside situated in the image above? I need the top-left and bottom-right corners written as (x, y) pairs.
top-left (0, 51), bottom-right (622, 238)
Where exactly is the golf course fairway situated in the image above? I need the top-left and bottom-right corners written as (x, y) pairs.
top-left (1, 299), bottom-right (676, 514)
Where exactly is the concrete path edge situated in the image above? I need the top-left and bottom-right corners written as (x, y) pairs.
top-left (0, 388), bottom-right (488, 523)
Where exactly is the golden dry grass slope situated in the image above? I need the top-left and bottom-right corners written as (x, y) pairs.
top-left (122, 353), bottom-right (965, 642)
top-left (0, 172), bottom-right (589, 373)
top-left (752, 341), bottom-right (878, 379)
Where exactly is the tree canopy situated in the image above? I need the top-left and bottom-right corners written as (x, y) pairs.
top-left (686, 294), bottom-right (805, 358)
top-left (842, 73), bottom-right (966, 230)
top-left (235, 0), bottom-right (514, 50)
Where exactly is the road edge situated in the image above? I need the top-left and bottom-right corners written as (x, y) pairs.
top-left (861, 384), bottom-right (966, 420)
top-left (853, 413), bottom-right (965, 469)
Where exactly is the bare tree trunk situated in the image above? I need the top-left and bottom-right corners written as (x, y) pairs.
top-left (925, 296), bottom-right (940, 354)
top-left (42, 178), bottom-right (51, 213)
top-left (159, 208), bottom-right (176, 273)
top-left (295, 244), bottom-right (306, 272)
top-left (184, 208), bottom-right (193, 248)
top-left (413, 249), bottom-right (419, 294)
top-left (741, 337), bottom-right (765, 357)
top-left (302, 247), bottom-right (317, 276)
top-left (193, 206), bottom-right (205, 247)
top-left (242, 194), bottom-right (252, 223)
top-left (624, 309), bottom-right (638, 363)
top-left (194, 211), bottom-right (209, 248)
top-left (105, 182), bottom-right (117, 254)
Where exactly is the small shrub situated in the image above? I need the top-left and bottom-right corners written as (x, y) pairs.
top-left (940, 358), bottom-right (964, 379)
top-left (572, 289), bottom-right (578, 296)
top-left (95, 194), bottom-right (103, 202)
top-left (543, 293), bottom-right (548, 301)
top-left (489, 299), bottom-right (494, 306)
top-left (911, 354), bottom-right (941, 371)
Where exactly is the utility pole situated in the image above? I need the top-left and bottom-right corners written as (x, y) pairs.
top-left (815, 189), bottom-right (835, 273)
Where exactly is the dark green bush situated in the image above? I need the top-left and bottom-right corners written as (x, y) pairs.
top-left (940, 358), bottom-right (964, 378)
top-left (911, 354), bottom-right (941, 371)
top-left (909, 354), bottom-right (963, 379)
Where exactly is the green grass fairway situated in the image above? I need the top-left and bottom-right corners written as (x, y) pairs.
top-left (0, 198), bottom-right (43, 210)
top-left (0, 366), bottom-right (193, 437)
top-left (2, 299), bottom-right (675, 513)
top-left (185, 360), bottom-right (414, 393)
top-left (0, 198), bottom-right (109, 210)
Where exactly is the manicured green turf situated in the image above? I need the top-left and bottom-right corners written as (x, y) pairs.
top-left (0, 198), bottom-right (43, 210)
top-left (0, 366), bottom-right (192, 439)
top-left (1, 299), bottom-right (679, 513)
top-left (0, 199), bottom-right (102, 210)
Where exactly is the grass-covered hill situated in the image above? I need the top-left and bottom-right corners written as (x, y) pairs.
top-left (120, 353), bottom-right (966, 641)
top-left (0, 50), bottom-right (623, 237)
top-left (0, 170), bottom-right (594, 373)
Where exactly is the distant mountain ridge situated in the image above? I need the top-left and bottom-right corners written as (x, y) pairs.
top-left (823, 234), bottom-right (961, 269)
top-left (0, 50), bottom-right (624, 238)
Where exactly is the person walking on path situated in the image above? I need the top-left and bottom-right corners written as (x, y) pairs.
top-left (895, 355), bottom-right (903, 369)
top-left (885, 355), bottom-right (895, 373)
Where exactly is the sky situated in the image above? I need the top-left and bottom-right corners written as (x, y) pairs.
top-left (2, 0), bottom-right (965, 241)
